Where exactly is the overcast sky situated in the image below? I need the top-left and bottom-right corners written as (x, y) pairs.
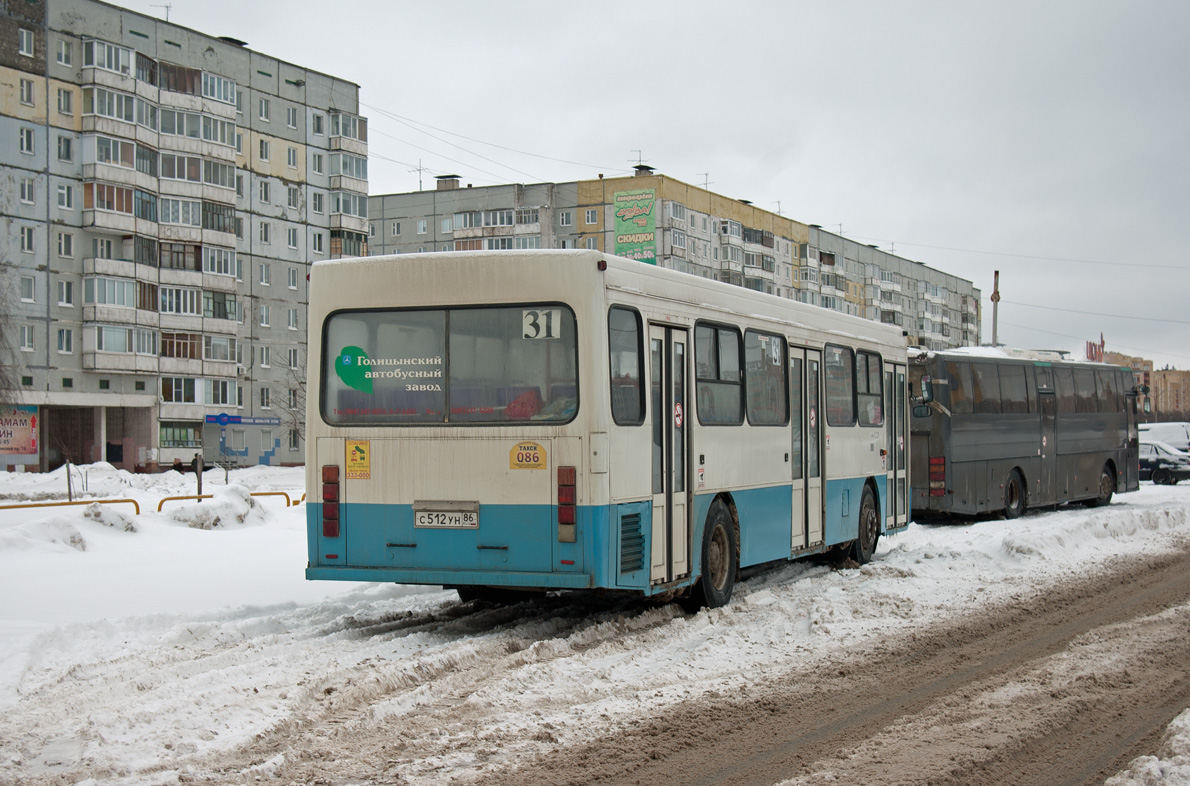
top-left (119, 0), bottom-right (1190, 371)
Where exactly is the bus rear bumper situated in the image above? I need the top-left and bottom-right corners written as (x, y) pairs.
top-left (305, 565), bottom-right (594, 589)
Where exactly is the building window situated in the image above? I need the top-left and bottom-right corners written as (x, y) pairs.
top-left (312, 192), bottom-right (324, 214)
top-left (57, 328), bottom-right (73, 354)
top-left (311, 153), bottom-right (323, 174)
top-left (559, 211), bottom-right (572, 227)
top-left (56, 87), bottom-right (75, 114)
top-left (19, 325), bottom-right (35, 352)
top-left (585, 208), bottom-right (597, 225)
top-left (205, 379), bottom-right (237, 406)
top-left (259, 262), bottom-right (271, 285)
top-left (56, 39), bottom-right (72, 65)
top-left (287, 308), bottom-right (298, 330)
top-left (287, 227), bottom-right (298, 249)
top-left (259, 139), bottom-right (270, 161)
top-left (259, 180), bottom-right (271, 203)
top-left (57, 136), bottom-right (73, 162)
top-left (57, 184), bottom-right (73, 210)
top-left (260, 221), bottom-right (271, 244)
top-left (18, 28), bottom-right (33, 57)
top-left (58, 280), bottom-right (74, 306)
top-left (260, 304), bottom-right (270, 327)
top-left (585, 237), bottom-right (597, 250)
top-left (57, 232), bottom-right (74, 258)
top-left (20, 178), bottom-right (34, 204)
top-left (441, 217), bottom-right (453, 233)
top-left (288, 429), bottom-right (299, 451)
top-left (20, 79), bottom-right (34, 106)
top-left (313, 232), bottom-right (324, 253)
top-left (262, 430), bottom-right (273, 451)
top-left (287, 146), bottom-right (297, 168)
top-left (286, 106), bottom-right (297, 128)
top-left (391, 221), bottom-right (401, 235)
top-left (258, 97), bottom-right (270, 121)
top-left (19, 127), bottom-right (34, 154)
top-left (260, 346), bottom-right (271, 367)
top-left (312, 114), bottom-right (324, 135)
top-left (21, 226), bottom-right (35, 253)
top-left (20, 276), bottom-right (35, 302)
top-left (287, 186), bottom-right (299, 209)
top-left (288, 267), bottom-right (299, 289)
top-left (287, 348), bottom-right (299, 368)
top-left (260, 387), bottom-right (271, 409)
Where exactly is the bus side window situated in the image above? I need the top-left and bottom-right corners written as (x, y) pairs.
top-left (946, 361), bottom-right (973, 415)
top-left (824, 344), bottom-right (856, 426)
top-left (1073, 369), bottom-right (1098, 413)
top-left (695, 323), bottom-right (743, 425)
top-left (856, 350), bottom-right (883, 426)
top-left (608, 306), bottom-right (644, 425)
top-left (971, 363), bottom-right (1002, 414)
top-left (744, 330), bottom-right (788, 426)
top-left (1095, 369), bottom-right (1119, 412)
top-left (1054, 367), bottom-right (1077, 413)
top-left (999, 364), bottom-right (1028, 414)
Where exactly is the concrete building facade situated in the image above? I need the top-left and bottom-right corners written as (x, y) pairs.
top-left (0, 0), bottom-right (367, 471)
top-left (369, 168), bottom-right (981, 351)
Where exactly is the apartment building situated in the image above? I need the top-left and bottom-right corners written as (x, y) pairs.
top-left (369, 167), bottom-right (981, 351)
top-left (0, 0), bottom-right (367, 471)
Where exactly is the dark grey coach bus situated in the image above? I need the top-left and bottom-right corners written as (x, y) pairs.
top-left (909, 348), bottom-right (1142, 519)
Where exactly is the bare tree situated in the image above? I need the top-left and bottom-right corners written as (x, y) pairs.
top-left (281, 362), bottom-right (307, 444)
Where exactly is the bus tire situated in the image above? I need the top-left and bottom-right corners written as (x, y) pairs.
top-left (1152, 468), bottom-right (1172, 486)
top-left (682, 499), bottom-right (737, 611)
top-left (1004, 470), bottom-right (1026, 519)
top-left (849, 485), bottom-right (880, 565)
top-left (1087, 464), bottom-right (1115, 506)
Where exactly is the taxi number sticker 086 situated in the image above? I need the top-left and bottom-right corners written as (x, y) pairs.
top-left (510, 440), bottom-right (546, 470)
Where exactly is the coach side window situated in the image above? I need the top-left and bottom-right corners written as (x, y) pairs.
top-left (1054, 367), bottom-right (1077, 413)
top-left (971, 363), bottom-right (1002, 414)
top-left (1073, 369), bottom-right (1098, 413)
top-left (824, 344), bottom-right (855, 426)
top-left (946, 361), bottom-right (973, 415)
top-left (999, 364), bottom-right (1029, 414)
top-left (695, 323), bottom-right (743, 425)
top-left (608, 306), bottom-right (644, 425)
top-left (1095, 369), bottom-right (1120, 412)
top-left (745, 330), bottom-right (788, 426)
top-left (856, 351), bottom-right (883, 427)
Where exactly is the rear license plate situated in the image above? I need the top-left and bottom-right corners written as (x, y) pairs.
top-left (415, 510), bottom-right (478, 529)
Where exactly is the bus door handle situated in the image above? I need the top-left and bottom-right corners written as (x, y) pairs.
top-left (477, 544), bottom-right (508, 550)
top-left (387, 542), bottom-right (416, 548)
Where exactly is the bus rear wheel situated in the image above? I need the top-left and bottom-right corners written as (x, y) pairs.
top-left (682, 499), bottom-right (737, 611)
top-left (1004, 470), bottom-right (1026, 519)
top-left (1086, 464), bottom-right (1115, 506)
top-left (849, 486), bottom-right (880, 565)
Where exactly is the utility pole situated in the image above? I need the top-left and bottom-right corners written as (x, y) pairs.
top-left (151, 3), bottom-right (172, 20)
top-left (409, 159), bottom-right (426, 191)
top-left (991, 270), bottom-right (1001, 346)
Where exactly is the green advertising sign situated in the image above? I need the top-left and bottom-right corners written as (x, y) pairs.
top-left (613, 188), bottom-right (656, 264)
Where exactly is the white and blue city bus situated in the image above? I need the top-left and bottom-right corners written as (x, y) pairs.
top-left (306, 249), bottom-right (909, 608)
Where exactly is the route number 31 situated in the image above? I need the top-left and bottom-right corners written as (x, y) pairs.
top-left (522, 309), bottom-right (562, 339)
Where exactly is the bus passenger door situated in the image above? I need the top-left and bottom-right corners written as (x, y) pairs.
top-left (790, 349), bottom-right (806, 551)
top-left (650, 325), bottom-right (690, 584)
top-left (1038, 392), bottom-right (1057, 505)
top-left (886, 363), bottom-right (909, 529)
top-left (806, 349), bottom-right (824, 547)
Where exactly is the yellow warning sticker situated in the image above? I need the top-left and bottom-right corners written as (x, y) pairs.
top-left (346, 439), bottom-right (371, 479)
top-left (510, 440), bottom-right (546, 470)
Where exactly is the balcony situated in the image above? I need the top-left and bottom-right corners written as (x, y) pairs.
top-left (83, 351), bottom-right (158, 374)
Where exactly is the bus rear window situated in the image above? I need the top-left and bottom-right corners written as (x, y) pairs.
top-left (322, 305), bottom-right (578, 425)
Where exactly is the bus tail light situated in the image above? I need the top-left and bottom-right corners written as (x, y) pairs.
top-left (557, 466), bottom-right (577, 540)
top-left (928, 457), bottom-right (946, 497)
top-left (322, 464), bottom-right (341, 538)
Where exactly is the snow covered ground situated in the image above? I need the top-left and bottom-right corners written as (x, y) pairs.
top-left (0, 463), bottom-right (1188, 784)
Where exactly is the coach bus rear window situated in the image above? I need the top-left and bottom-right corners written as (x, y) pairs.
top-left (322, 306), bottom-right (578, 425)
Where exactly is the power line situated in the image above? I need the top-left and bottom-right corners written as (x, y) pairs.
top-left (849, 235), bottom-right (1189, 271)
top-left (1000, 300), bottom-right (1190, 326)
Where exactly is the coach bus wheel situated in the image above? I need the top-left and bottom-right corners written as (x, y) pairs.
top-left (682, 499), bottom-right (737, 611)
top-left (1152, 468), bottom-right (1172, 486)
top-left (850, 486), bottom-right (880, 565)
top-left (1004, 470), bottom-right (1026, 519)
top-left (1086, 464), bottom-right (1115, 506)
